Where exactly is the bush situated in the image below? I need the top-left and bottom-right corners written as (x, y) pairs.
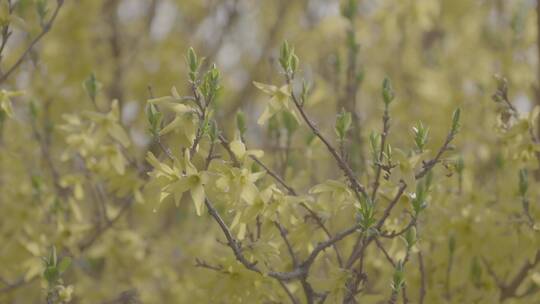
top-left (0, 1), bottom-right (539, 303)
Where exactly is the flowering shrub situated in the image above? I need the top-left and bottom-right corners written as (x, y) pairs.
top-left (0, 1), bottom-right (539, 303)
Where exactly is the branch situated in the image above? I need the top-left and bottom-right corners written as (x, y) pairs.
top-left (375, 182), bottom-right (407, 231)
top-left (415, 128), bottom-right (456, 180)
top-left (380, 216), bottom-right (416, 239)
top-left (251, 155), bottom-right (296, 195)
top-left (0, 0), bottom-right (64, 84)
top-left (78, 197), bottom-right (133, 251)
top-left (288, 80), bottom-right (367, 199)
top-left (374, 238), bottom-right (396, 267)
top-left (500, 250), bottom-right (540, 302)
top-left (274, 221), bottom-right (298, 267)
top-left (218, 134), bottom-right (241, 167)
top-left (195, 258), bottom-right (231, 275)
top-left (371, 104), bottom-right (390, 201)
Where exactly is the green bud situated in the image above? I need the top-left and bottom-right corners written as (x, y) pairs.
top-left (186, 47), bottom-right (203, 82)
top-left (208, 120), bottom-right (219, 142)
top-left (382, 77), bottom-right (395, 106)
top-left (290, 53), bottom-right (299, 74)
top-left (412, 182), bottom-right (428, 216)
top-left (187, 47), bottom-right (198, 72)
top-left (57, 257), bottom-right (71, 275)
top-left (357, 194), bottom-right (376, 229)
top-left (146, 103), bottom-right (162, 136)
top-left (412, 121), bottom-right (429, 152)
top-left (279, 41), bottom-right (291, 72)
top-left (36, 0), bottom-right (48, 25)
top-left (44, 266), bottom-right (59, 284)
top-left (369, 131), bottom-right (381, 163)
top-left (335, 109), bottom-right (352, 140)
top-left (402, 226), bottom-right (417, 250)
top-left (236, 110), bottom-right (247, 137)
top-left (451, 108), bottom-right (461, 134)
top-left (83, 73), bottom-right (101, 102)
top-left (201, 64), bottom-right (221, 101)
top-left (392, 260), bottom-right (405, 292)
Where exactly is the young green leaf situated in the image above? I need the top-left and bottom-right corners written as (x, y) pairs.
top-left (335, 109), bottom-right (352, 140)
top-left (382, 77), bottom-right (395, 106)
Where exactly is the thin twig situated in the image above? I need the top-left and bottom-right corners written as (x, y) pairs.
top-left (288, 78), bottom-right (367, 200)
top-left (0, 0), bottom-right (64, 84)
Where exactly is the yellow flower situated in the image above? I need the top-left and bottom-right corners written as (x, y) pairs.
top-left (390, 149), bottom-right (422, 188)
top-left (85, 100), bottom-right (131, 147)
top-left (253, 81), bottom-right (300, 125)
top-left (146, 151), bottom-right (208, 215)
top-left (0, 89), bottom-right (23, 117)
top-left (229, 136), bottom-right (264, 161)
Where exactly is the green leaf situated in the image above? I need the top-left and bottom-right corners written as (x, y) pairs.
top-left (382, 77), bottom-right (395, 106)
top-left (44, 266), bottom-right (59, 284)
top-left (412, 121), bottom-right (429, 152)
top-left (35, 0), bottom-right (48, 24)
top-left (451, 108), bottom-right (461, 134)
top-left (335, 109), bottom-right (352, 140)
top-left (279, 40), bottom-right (291, 72)
top-left (83, 73), bottom-right (101, 102)
top-left (236, 110), bottom-right (247, 137)
top-left (58, 257), bottom-right (72, 274)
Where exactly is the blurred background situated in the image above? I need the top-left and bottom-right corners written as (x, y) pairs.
top-left (1, 0), bottom-right (540, 303)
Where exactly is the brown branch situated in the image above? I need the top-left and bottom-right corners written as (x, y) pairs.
top-left (245, 142), bottom-right (344, 266)
top-left (499, 250), bottom-right (540, 302)
top-left (278, 280), bottom-right (300, 304)
top-left (218, 134), bottom-right (241, 167)
top-left (415, 129), bottom-right (456, 180)
top-left (274, 221), bottom-right (298, 267)
top-left (371, 104), bottom-right (390, 201)
top-left (300, 202), bottom-right (344, 267)
top-left (375, 182), bottom-right (407, 231)
top-left (194, 258), bottom-right (231, 275)
top-left (250, 155), bottom-right (296, 195)
top-left (380, 216), bottom-right (416, 239)
top-left (0, 0), bottom-right (15, 64)
top-left (78, 197), bottom-right (133, 251)
top-left (374, 238), bottom-right (396, 267)
top-left (288, 80), bottom-right (367, 199)
top-left (0, 0), bottom-right (64, 84)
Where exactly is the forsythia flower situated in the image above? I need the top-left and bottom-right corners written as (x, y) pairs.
top-left (146, 151), bottom-right (207, 215)
top-left (84, 99), bottom-right (130, 147)
top-left (229, 136), bottom-right (264, 161)
top-left (390, 149), bottom-right (422, 188)
top-left (0, 89), bottom-right (24, 117)
top-left (253, 81), bottom-right (300, 125)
